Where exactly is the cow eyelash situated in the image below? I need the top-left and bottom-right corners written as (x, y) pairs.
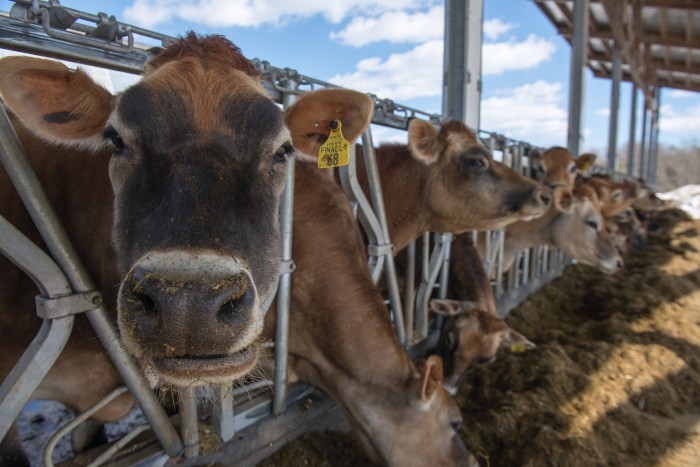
top-left (273, 142), bottom-right (293, 163)
top-left (103, 126), bottom-right (127, 155)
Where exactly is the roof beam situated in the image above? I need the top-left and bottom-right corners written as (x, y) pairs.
top-left (536, 0), bottom-right (700, 10)
top-left (593, 69), bottom-right (700, 93)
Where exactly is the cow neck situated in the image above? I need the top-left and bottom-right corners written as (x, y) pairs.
top-left (355, 144), bottom-right (431, 252)
top-left (289, 162), bottom-right (414, 391)
top-left (503, 203), bottom-right (561, 267)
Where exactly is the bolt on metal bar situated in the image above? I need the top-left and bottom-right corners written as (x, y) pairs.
top-left (0, 105), bottom-right (183, 457)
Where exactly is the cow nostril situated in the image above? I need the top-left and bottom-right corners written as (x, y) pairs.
top-left (134, 291), bottom-right (157, 317)
top-left (539, 190), bottom-right (552, 207)
top-left (616, 259), bottom-right (624, 269)
top-left (216, 278), bottom-right (255, 327)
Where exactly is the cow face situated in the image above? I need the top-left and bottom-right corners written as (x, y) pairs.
top-left (351, 356), bottom-right (477, 467)
top-left (585, 176), bottom-right (646, 217)
top-left (551, 185), bottom-right (624, 274)
top-left (430, 299), bottom-right (535, 395)
top-left (408, 120), bottom-right (552, 232)
top-left (531, 146), bottom-right (596, 191)
top-left (0, 35), bottom-right (373, 387)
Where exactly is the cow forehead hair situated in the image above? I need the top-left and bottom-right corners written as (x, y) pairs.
top-left (145, 32), bottom-right (260, 79)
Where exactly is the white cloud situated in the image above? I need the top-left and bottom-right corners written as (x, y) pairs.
top-left (329, 5), bottom-right (443, 46)
top-left (329, 33), bottom-right (556, 100)
top-left (482, 34), bottom-right (556, 75)
top-left (659, 102), bottom-right (700, 134)
top-left (328, 39), bottom-right (443, 99)
top-left (596, 108), bottom-right (610, 117)
top-left (483, 18), bottom-right (516, 40)
top-left (481, 80), bottom-right (568, 144)
top-left (666, 89), bottom-right (696, 99)
top-left (123, 0), bottom-right (424, 28)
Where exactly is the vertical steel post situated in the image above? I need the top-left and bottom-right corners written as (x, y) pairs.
top-left (567, 0), bottom-right (589, 155)
top-left (648, 89), bottom-right (661, 185)
top-left (272, 90), bottom-right (298, 415)
top-left (442, 0), bottom-right (467, 123)
top-left (639, 98), bottom-right (649, 180)
top-left (179, 387), bottom-right (199, 458)
top-left (0, 106), bottom-right (183, 457)
top-left (404, 240), bottom-right (416, 342)
top-left (627, 82), bottom-right (638, 178)
top-left (607, 44), bottom-right (621, 173)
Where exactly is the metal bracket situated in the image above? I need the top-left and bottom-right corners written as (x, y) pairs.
top-left (35, 290), bottom-right (102, 320)
top-left (367, 243), bottom-right (393, 257)
top-left (280, 259), bottom-right (296, 275)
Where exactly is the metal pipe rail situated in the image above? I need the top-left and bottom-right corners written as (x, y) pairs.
top-left (0, 103), bottom-right (184, 459)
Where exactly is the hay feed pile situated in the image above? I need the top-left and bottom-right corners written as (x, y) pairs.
top-left (261, 209), bottom-right (700, 466)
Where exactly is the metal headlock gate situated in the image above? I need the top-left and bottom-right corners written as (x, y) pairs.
top-left (0, 1), bottom-right (569, 465)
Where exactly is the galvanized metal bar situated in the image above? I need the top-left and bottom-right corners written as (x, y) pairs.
top-left (415, 238), bottom-right (448, 338)
top-left (359, 130), bottom-right (406, 346)
top-left (44, 386), bottom-right (129, 467)
top-left (0, 105), bottom-right (183, 457)
top-left (403, 240), bottom-right (416, 343)
top-left (272, 155), bottom-right (295, 415)
top-left (338, 144), bottom-right (387, 284)
top-left (442, 0), bottom-right (467, 122)
top-left (437, 233), bottom-right (452, 300)
top-left (648, 90), bottom-right (661, 185)
top-left (212, 384), bottom-right (235, 443)
top-left (639, 99), bottom-right (649, 180)
top-left (0, 215), bottom-right (74, 441)
top-left (179, 386), bottom-right (199, 458)
top-left (607, 44), bottom-right (621, 173)
top-left (494, 230), bottom-right (506, 297)
top-left (567, 0), bottom-right (589, 155)
top-left (87, 425), bottom-right (149, 467)
top-left (627, 82), bottom-right (638, 178)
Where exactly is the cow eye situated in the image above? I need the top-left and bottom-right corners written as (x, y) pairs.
top-left (587, 220), bottom-right (599, 230)
top-left (569, 165), bottom-right (577, 173)
top-left (459, 155), bottom-right (486, 174)
top-left (274, 142), bottom-right (293, 163)
top-left (537, 165), bottom-right (545, 174)
top-left (451, 418), bottom-right (463, 431)
top-left (104, 127), bottom-right (127, 155)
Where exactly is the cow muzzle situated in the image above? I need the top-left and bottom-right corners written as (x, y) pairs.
top-left (117, 250), bottom-right (262, 386)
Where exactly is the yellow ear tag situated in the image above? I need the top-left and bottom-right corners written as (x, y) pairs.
top-left (581, 161), bottom-right (592, 171)
top-left (510, 342), bottom-right (527, 353)
top-left (318, 120), bottom-right (350, 169)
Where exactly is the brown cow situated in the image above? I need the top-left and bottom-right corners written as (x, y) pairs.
top-left (0, 35), bottom-right (373, 463)
top-left (429, 298), bottom-right (534, 395)
top-left (501, 185), bottom-right (623, 274)
top-left (531, 146), bottom-right (596, 190)
top-left (357, 119), bottom-right (553, 252)
top-left (263, 159), bottom-right (474, 466)
top-left (578, 174), bottom-right (647, 218)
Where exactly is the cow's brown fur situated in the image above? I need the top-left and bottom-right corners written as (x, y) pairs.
top-left (531, 146), bottom-right (596, 190)
top-left (356, 120), bottom-right (552, 252)
top-left (263, 162), bottom-right (474, 466)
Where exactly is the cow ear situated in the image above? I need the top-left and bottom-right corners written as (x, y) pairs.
top-left (501, 328), bottom-right (536, 352)
top-left (408, 119), bottom-right (440, 164)
top-left (0, 56), bottom-right (113, 147)
top-left (530, 148), bottom-right (543, 162)
top-left (553, 187), bottom-right (574, 213)
top-left (419, 355), bottom-right (444, 402)
top-left (576, 153), bottom-right (596, 172)
top-left (430, 299), bottom-right (478, 316)
top-left (284, 88), bottom-right (373, 161)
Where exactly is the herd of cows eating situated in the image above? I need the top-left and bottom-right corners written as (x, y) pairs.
top-left (0, 33), bottom-right (667, 466)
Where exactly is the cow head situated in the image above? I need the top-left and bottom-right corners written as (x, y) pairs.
top-left (350, 355), bottom-right (477, 467)
top-left (430, 299), bottom-right (535, 396)
top-left (531, 146), bottom-right (596, 190)
top-left (408, 119), bottom-right (551, 232)
top-left (0, 34), bottom-right (372, 387)
top-left (550, 185), bottom-right (624, 274)
top-left (581, 175), bottom-right (645, 218)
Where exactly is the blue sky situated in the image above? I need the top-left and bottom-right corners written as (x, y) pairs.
top-left (4, 0), bottom-right (700, 157)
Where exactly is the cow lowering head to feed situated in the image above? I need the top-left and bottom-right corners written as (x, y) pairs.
top-left (0, 33), bottom-right (373, 391)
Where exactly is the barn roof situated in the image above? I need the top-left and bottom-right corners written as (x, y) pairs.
top-left (535, 0), bottom-right (700, 102)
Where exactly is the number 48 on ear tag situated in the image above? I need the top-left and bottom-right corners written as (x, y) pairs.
top-left (318, 120), bottom-right (350, 169)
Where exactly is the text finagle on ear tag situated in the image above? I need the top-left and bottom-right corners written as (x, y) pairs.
top-left (510, 342), bottom-right (527, 353)
top-left (318, 120), bottom-right (350, 169)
